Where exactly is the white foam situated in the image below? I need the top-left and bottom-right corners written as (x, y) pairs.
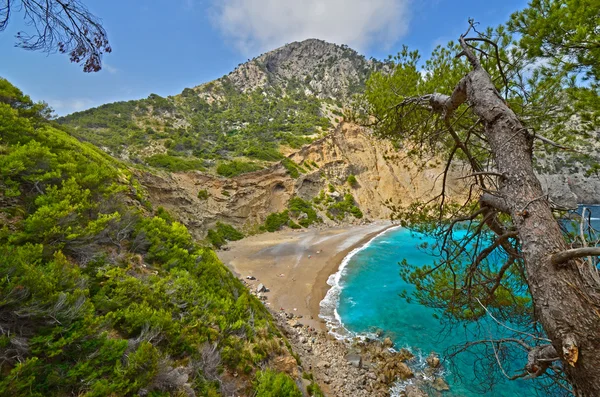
top-left (319, 225), bottom-right (401, 339)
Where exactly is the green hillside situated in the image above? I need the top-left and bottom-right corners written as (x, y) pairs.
top-left (57, 40), bottom-right (382, 175)
top-left (0, 78), bottom-right (300, 396)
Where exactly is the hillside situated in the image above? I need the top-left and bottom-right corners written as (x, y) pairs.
top-left (57, 39), bottom-right (600, 238)
top-left (139, 122), bottom-right (468, 239)
top-left (58, 39), bottom-right (384, 176)
top-left (0, 79), bottom-right (314, 397)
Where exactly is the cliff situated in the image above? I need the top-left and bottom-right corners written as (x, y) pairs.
top-left (138, 122), bottom-right (468, 238)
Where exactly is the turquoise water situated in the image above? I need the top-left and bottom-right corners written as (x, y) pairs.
top-left (322, 206), bottom-right (600, 396)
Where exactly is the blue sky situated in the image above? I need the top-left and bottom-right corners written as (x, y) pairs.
top-left (1, 0), bottom-right (528, 115)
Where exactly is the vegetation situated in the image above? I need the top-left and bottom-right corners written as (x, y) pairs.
top-left (206, 222), bottom-right (245, 249)
top-left (327, 193), bottom-right (363, 220)
top-left (281, 158), bottom-right (301, 178)
top-left (216, 159), bottom-right (263, 177)
top-left (253, 369), bottom-right (302, 397)
top-left (262, 210), bottom-right (291, 233)
top-left (261, 197), bottom-right (322, 232)
top-left (0, 78), bottom-right (290, 396)
top-left (363, 3), bottom-right (600, 394)
top-left (347, 174), bottom-right (358, 187)
top-left (198, 189), bottom-right (209, 200)
top-left (288, 197), bottom-right (320, 227)
top-left (59, 83), bottom-right (331, 174)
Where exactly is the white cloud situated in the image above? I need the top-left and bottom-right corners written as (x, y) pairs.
top-left (103, 63), bottom-right (118, 74)
top-left (210, 0), bottom-right (411, 54)
top-left (48, 98), bottom-right (95, 115)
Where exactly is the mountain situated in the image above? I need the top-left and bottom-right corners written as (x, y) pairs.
top-left (58, 39), bottom-right (384, 173)
top-left (56, 39), bottom-right (600, 242)
top-left (222, 38), bottom-right (380, 99)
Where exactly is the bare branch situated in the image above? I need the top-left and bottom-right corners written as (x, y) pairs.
top-left (550, 247), bottom-right (600, 266)
top-left (480, 193), bottom-right (511, 214)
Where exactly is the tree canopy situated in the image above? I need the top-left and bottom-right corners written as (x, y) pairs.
top-left (0, 0), bottom-right (110, 72)
top-left (363, 2), bottom-right (600, 394)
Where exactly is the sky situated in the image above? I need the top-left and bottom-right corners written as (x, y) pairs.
top-left (1, 0), bottom-right (529, 116)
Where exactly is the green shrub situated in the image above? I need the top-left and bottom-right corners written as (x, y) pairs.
top-left (206, 222), bottom-right (244, 248)
top-left (281, 158), bottom-right (300, 178)
top-left (216, 222), bottom-right (244, 241)
top-left (288, 197), bottom-right (320, 227)
top-left (216, 160), bottom-right (262, 177)
top-left (327, 193), bottom-right (363, 219)
top-left (197, 189), bottom-right (209, 200)
top-left (263, 211), bottom-right (290, 232)
top-left (253, 370), bottom-right (302, 397)
top-left (347, 174), bottom-right (358, 187)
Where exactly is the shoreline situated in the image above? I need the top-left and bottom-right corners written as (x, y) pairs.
top-left (309, 224), bottom-right (397, 331)
top-left (217, 221), bottom-right (395, 330)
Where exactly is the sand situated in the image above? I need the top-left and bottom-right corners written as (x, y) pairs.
top-left (217, 221), bottom-right (393, 330)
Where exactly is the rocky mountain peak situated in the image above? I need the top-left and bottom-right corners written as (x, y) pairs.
top-left (206, 39), bottom-right (381, 101)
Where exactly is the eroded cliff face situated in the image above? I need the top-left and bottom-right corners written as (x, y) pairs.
top-left (138, 123), bottom-right (468, 238)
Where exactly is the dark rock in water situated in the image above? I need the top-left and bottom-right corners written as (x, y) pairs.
top-left (246, 275), bottom-right (256, 280)
top-left (256, 283), bottom-right (268, 293)
top-left (426, 352), bottom-right (441, 368)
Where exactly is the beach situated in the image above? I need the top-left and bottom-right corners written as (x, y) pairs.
top-left (217, 221), bottom-right (394, 330)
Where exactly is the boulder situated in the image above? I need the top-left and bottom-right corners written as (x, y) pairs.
top-left (405, 384), bottom-right (428, 397)
top-left (432, 377), bottom-right (450, 392)
top-left (317, 360), bottom-right (330, 369)
top-left (256, 283), bottom-right (268, 293)
top-left (426, 352), bottom-right (441, 368)
top-left (395, 362), bottom-right (414, 380)
top-left (397, 348), bottom-right (414, 361)
top-left (382, 337), bottom-right (394, 349)
top-left (345, 352), bottom-right (363, 369)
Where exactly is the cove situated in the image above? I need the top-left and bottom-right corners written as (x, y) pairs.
top-left (329, 206), bottom-right (600, 396)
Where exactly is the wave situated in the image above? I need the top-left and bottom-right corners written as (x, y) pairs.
top-left (319, 225), bottom-right (401, 339)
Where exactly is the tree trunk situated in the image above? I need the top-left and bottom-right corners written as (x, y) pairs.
top-left (460, 55), bottom-right (600, 395)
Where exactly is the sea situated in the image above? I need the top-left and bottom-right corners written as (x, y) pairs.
top-left (320, 205), bottom-right (600, 397)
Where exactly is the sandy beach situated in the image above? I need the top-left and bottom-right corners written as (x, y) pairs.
top-left (217, 221), bottom-right (394, 330)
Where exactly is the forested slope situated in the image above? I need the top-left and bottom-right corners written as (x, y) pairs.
top-left (0, 78), bottom-right (304, 396)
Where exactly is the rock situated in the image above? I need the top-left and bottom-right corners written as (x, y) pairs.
top-left (382, 337), bottom-right (394, 348)
top-left (397, 348), bottom-right (414, 361)
top-left (432, 377), bottom-right (450, 392)
top-left (245, 275), bottom-right (256, 280)
top-left (327, 191), bottom-right (341, 199)
top-left (272, 355), bottom-right (299, 378)
top-left (256, 283), bottom-right (268, 293)
top-left (299, 336), bottom-right (307, 344)
top-left (405, 384), bottom-right (428, 397)
top-left (317, 360), bottom-right (330, 369)
top-left (426, 352), bottom-right (441, 368)
top-left (345, 353), bottom-right (363, 369)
